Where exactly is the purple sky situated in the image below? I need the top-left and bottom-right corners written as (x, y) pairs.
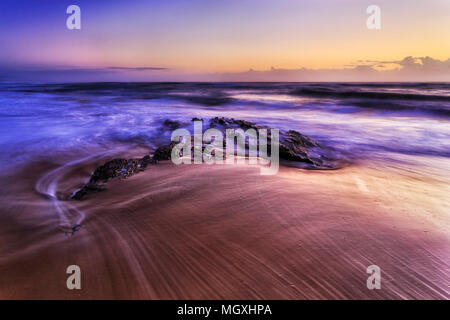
top-left (1, 0), bottom-right (449, 81)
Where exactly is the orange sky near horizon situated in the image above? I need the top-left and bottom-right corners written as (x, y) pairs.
top-left (1, 0), bottom-right (449, 78)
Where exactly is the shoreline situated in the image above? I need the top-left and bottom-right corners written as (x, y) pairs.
top-left (0, 154), bottom-right (448, 299)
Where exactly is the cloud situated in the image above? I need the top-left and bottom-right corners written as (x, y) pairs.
top-left (358, 56), bottom-right (450, 71)
top-left (212, 56), bottom-right (450, 82)
top-left (0, 57), bottom-right (448, 82)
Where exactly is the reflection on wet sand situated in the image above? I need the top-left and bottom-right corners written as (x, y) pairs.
top-left (0, 151), bottom-right (448, 299)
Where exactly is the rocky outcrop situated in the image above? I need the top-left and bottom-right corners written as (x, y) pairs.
top-left (72, 117), bottom-right (344, 200)
top-left (152, 142), bottom-right (177, 161)
top-left (206, 117), bottom-right (339, 168)
top-left (72, 156), bottom-right (155, 200)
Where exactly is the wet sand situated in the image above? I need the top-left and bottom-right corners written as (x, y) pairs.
top-left (0, 153), bottom-right (449, 299)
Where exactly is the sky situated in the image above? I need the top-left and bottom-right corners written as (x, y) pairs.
top-left (0, 0), bottom-right (449, 82)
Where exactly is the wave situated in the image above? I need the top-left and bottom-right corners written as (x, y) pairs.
top-left (34, 151), bottom-right (117, 235)
top-left (290, 86), bottom-right (450, 101)
top-left (1, 82), bottom-right (449, 166)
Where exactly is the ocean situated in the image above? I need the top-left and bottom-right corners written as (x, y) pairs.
top-left (0, 82), bottom-right (449, 172)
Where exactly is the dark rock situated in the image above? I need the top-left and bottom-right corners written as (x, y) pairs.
top-left (278, 130), bottom-right (319, 164)
top-left (89, 159), bottom-right (129, 183)
top-left (139, 155), bottom-right (155, 168)
top-left (152, 141), bottom-right (177, 161)
top-left (72, 154), bottom-right (156, 200)
top-left (207, 117), bottom-right (341, 169)
top-left (71, 182), bottom-right (105, 200)
top-left (285, 130), bottom-right (318, 148)
top-left (210, 117), bottom-right (261, 131)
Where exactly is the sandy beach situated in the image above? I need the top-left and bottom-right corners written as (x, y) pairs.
top-left (1, 0), bottom-right (449, 303)
top-left (0, 150), bottom-right (448, 299)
